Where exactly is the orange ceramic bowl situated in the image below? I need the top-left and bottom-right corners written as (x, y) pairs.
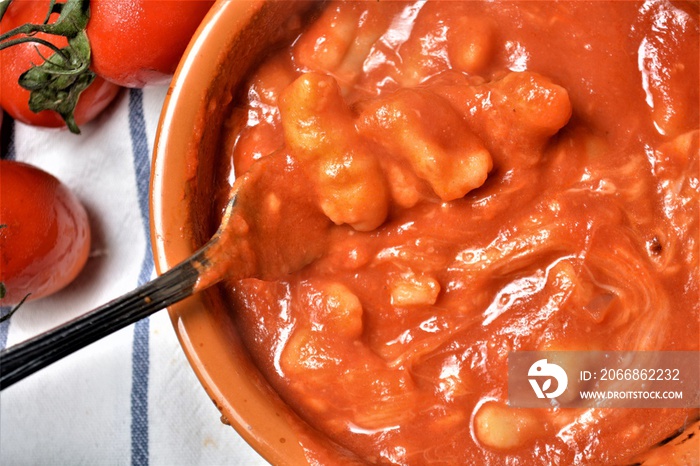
top-left (150, 1), bottom-right (699, 464)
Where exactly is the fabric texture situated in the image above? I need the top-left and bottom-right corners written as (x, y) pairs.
top-left (0, 88), bottom-right (268, 466)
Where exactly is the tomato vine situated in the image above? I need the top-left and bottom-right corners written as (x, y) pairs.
top-left (0, 285), bottom-right (28, 323)
top-left (0, 0), bottom-right (95, 133)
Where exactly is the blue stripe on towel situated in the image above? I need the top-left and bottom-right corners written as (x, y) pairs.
top-left (0, 121), bottom-right (16, 350)
top-left (128, 88), bottom-right (154, 466)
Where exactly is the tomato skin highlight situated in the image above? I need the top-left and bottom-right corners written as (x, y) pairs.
top-left (86, 0), bottom-right (215, 88)
top-left (0, 0), bottom-right (121, 129)
top-left (0, 160), bottom-right (91, 305)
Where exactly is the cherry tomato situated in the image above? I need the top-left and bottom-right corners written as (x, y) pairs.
top-left (0, 0), bottom-right (121, 130)
top-left (86, 0), bottom-right (215, 88)
top-left (0, 160), bottom-right (91, 305)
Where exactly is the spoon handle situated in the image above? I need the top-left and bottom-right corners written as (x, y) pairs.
top-left (0, 248), bottom-right (209, 390)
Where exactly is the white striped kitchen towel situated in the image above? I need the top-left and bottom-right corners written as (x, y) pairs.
top-left (0, 87), bottom-right (268, 466)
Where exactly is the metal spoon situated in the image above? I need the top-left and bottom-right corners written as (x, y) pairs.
top-left (0, 153), bottom-right (330, 390)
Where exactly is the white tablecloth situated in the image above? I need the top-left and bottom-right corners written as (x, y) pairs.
top-left (0, 87), bottom-right (269, 465)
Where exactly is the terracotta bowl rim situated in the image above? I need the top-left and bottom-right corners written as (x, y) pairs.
top-left (149, 1), bottom-right (313, 464)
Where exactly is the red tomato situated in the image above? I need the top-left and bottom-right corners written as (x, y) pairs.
top-left (0, 0), bottom-right (121, 130)
top-left (0, 160), bottom-right (91, 305)
top-left (86, 0), bottom-right (215, 88)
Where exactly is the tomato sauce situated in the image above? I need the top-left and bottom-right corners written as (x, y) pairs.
top-left (214, 1), bottom-right (699, 464)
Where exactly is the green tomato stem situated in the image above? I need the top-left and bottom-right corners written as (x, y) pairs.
top-left (0, 35), bottom-right (67, 58)
top-left (0, 293), bottom-right (30, 323)
top-left (0, 0), bottom-right (93, 133)
top-left (0, 0), bottom-right (13, 22)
